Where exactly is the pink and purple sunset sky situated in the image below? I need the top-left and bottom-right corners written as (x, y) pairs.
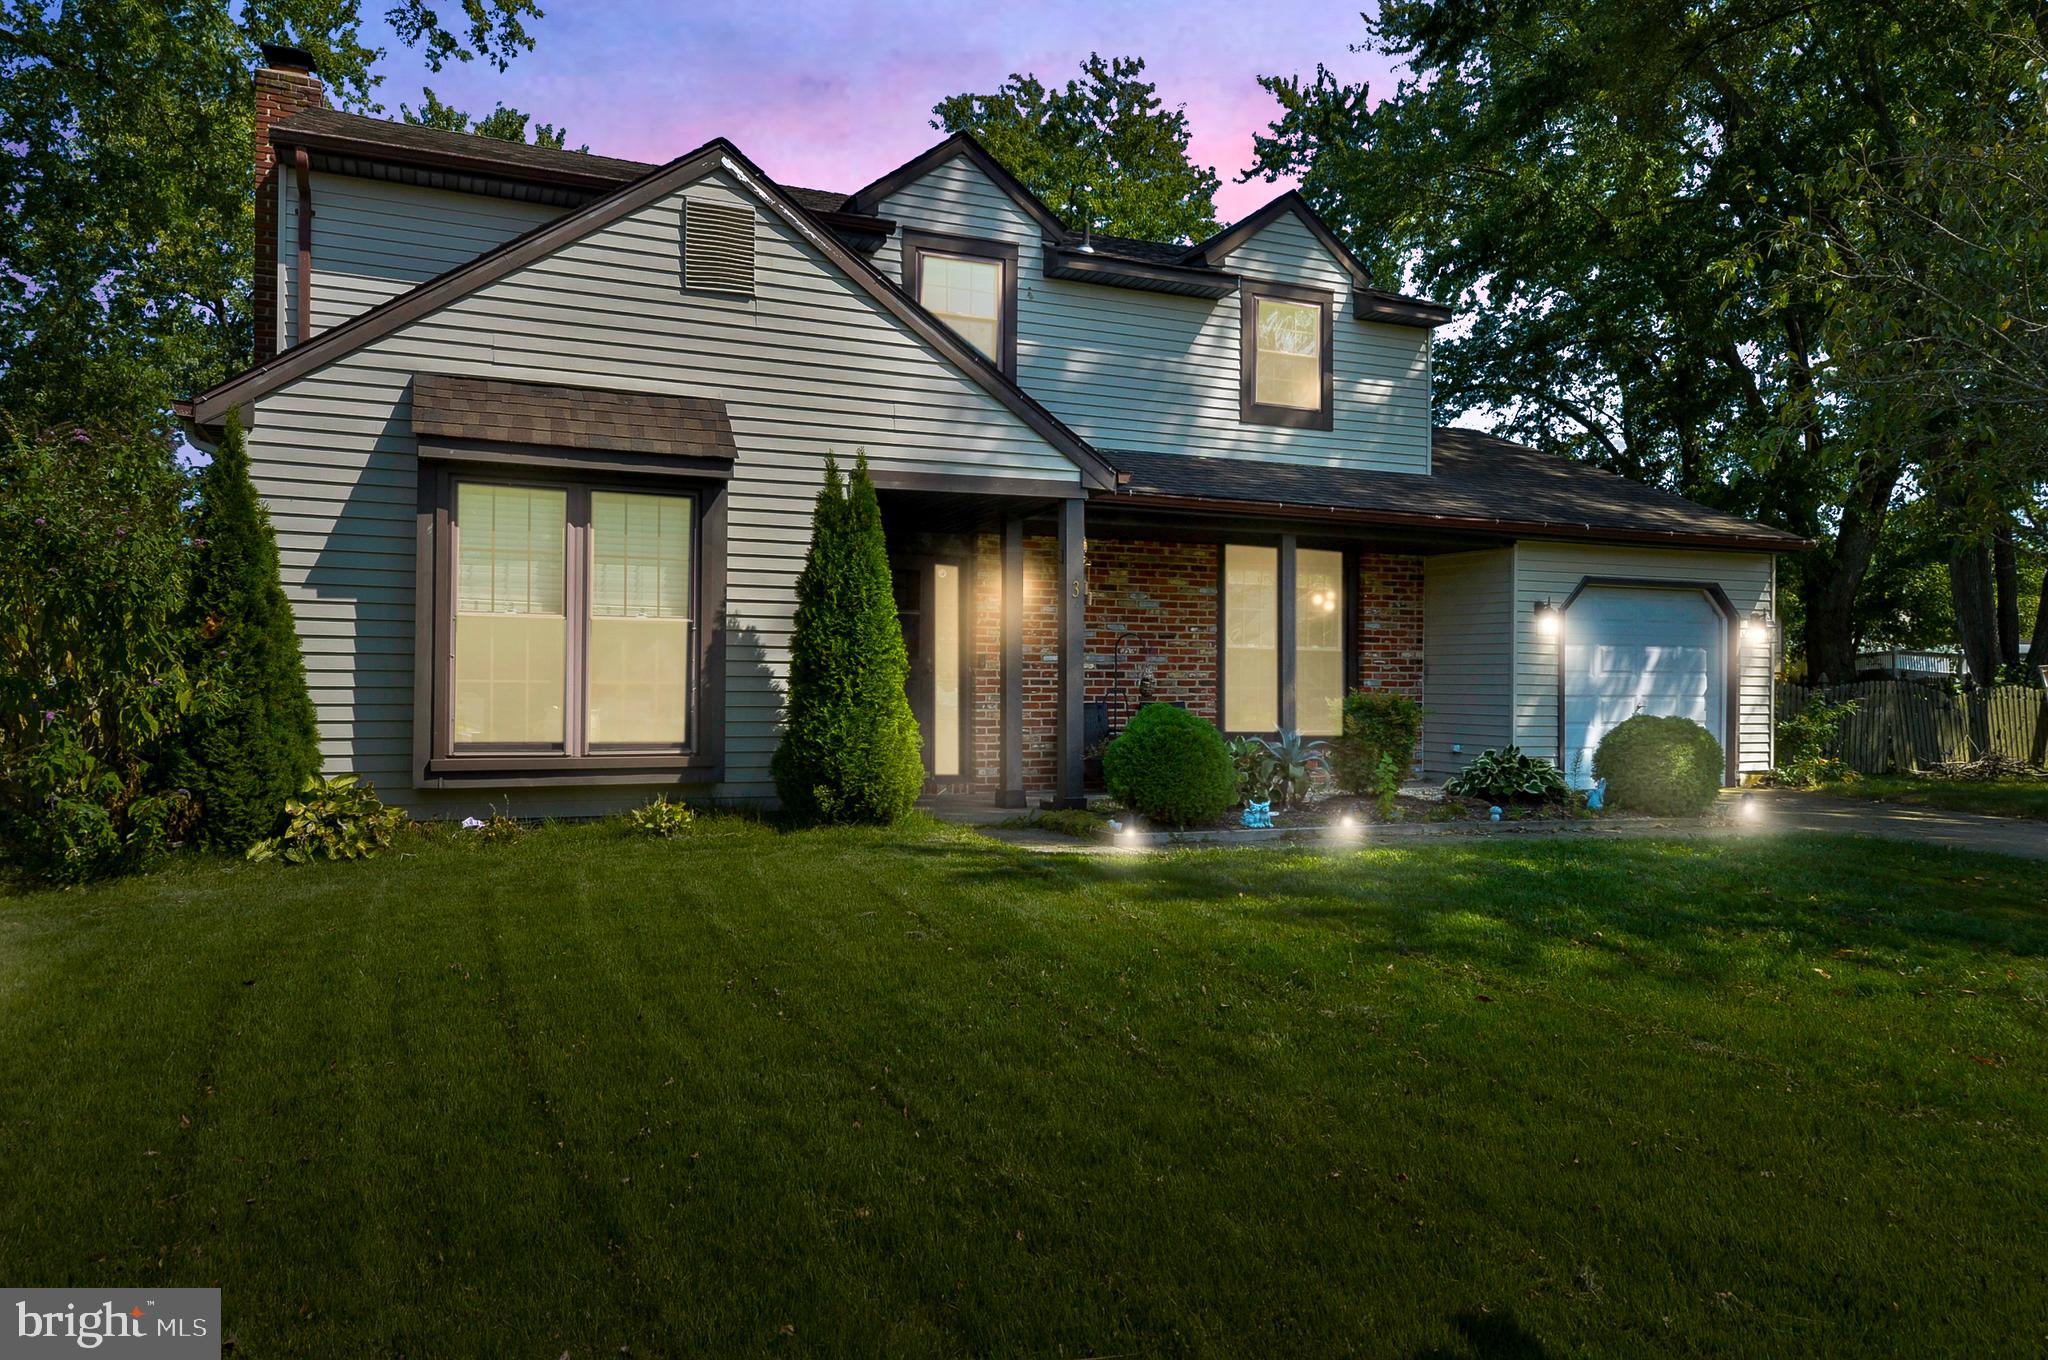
top-left (357, 1), bottom-right (1406, 223)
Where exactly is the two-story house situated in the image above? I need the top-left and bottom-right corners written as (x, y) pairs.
top-left (175, 46), bottom-right (1805, 815)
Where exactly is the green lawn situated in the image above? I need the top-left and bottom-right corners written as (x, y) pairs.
top-left (2, 821), bottom-right (2043, 1358)
top-left (1827, 773), bottom-right (2048, 821)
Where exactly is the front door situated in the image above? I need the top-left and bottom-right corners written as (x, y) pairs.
top-left (892, 559), bottom-right (970, 792)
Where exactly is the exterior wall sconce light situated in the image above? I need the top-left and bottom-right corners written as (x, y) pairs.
top-left (1739, 611), bottom-right (1770, 649)
top-left (1534, 600), bottom-right (1561, 638)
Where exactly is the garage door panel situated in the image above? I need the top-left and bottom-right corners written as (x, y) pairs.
top-left (1560, 588), bottom-right (1725, 789)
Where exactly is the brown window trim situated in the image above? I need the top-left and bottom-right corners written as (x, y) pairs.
top-left (412, 461), bottom-right (726, 789)
top-left (1215, 535), bottom-right (1353, 738)
top-left (902, 229), bottom-right (1020, 378)
top-left (1240, 281), bottom-right (1334, 431)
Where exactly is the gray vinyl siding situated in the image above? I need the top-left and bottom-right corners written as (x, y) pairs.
top-left (1421, 550), bottom-right (1515, 776)
top-left (248, 166), bottom-right (1082, 817)
top-left (1510, 543), bottom-right (1777, 775)
top-left (874, 157), bottom-right (1432, 474)
top-left (281, 171), bottom-right (564, 345)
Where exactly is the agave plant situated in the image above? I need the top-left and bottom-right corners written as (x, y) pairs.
top-left (1228, 730), bottom-right (1329, 809)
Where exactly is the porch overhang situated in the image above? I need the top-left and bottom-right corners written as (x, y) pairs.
top-left (1094, 437), bottom-right (1812, 555)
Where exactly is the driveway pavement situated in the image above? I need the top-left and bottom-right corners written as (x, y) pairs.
top-left (1731, 787), bottom-right (2048, 861)
top-left (970, 789), bottom-right (2048, 862)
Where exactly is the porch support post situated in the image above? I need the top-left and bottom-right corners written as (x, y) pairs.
top-left (998, 515), bottom-right (1027, 807)
top-left (1276, 532), bottom-right (1298, 734)
top-left (1053, 497), bottom-right (1087, 808)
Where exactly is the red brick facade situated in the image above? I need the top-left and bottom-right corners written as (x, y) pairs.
top-left (965, 537), bottom-right (1425, 795)
top-left (252, 61), bottom-right (324, 365)
top-left (1355, 553), bottom-right (1425, 699)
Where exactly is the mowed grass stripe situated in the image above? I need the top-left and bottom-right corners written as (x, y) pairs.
top-left (1, 824), bottom-right (2041, 1357)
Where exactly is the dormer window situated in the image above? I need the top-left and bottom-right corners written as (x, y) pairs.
top-left (903, 231), bottom-right (1018, 376)
top-left (1241, 283), bottom-right (1333, 430)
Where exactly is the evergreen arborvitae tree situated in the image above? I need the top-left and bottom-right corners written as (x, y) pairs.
top-left (772, 452), bottom-right (925, 823)
top-left (178, 412), bottom-right (320, 848)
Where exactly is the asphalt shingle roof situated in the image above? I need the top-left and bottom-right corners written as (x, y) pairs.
top-left (1102, 429), bottom-right (1806, 549)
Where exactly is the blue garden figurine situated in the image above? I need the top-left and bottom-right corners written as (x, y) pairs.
top-left (1241, 799), bottom-right (1274, 828)
top-left (1587, 778), bottom-right (1607, 811)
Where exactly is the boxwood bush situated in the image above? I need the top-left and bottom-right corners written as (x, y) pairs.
top-left (1594, 715), bottom-right (1725, 815)
top-left (1102, 703), bottom-right (1236, 827)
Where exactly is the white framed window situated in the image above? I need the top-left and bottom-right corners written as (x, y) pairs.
top-left (1255, 298), bottom-right (1322, 409)
top-left (921, 255), bottom-right (1002, 360)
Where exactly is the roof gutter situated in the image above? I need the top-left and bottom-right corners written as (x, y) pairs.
top-left (1095, 488), bottom-right (1813, 553)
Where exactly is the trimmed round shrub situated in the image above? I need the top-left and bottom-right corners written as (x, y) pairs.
top-left (1593, 715), bottom-right (1725, 815)
top-left (1102, 703), bottom-right (1237, 827)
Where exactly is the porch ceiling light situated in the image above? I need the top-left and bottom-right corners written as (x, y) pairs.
top-left (1534, 600), bottom-right (1561, 638)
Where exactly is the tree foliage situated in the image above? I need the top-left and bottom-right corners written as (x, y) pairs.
top-left (0, 1), bottom-right (544, 433)
top-left (933, 54), bottom-right (1220, 243)
top-left (0, 422), bottom-right (199, 879)
top-left (401, 85), bottom-right (580, 149)
top-left (1249, 0), bottom-right (2045, 682)
top-left (174, 413), bottom-right (321, 850)
top-left (771, 453), bottom-right (925, 824)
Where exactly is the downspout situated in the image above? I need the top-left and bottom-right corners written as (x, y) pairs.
top-left (294, 147), bottom-right (314, 346)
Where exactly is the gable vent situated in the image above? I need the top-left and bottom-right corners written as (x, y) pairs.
top-left (682, 197), bottom-right (755, 296)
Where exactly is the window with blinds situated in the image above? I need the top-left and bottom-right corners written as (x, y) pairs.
top-left (454, 484), bottom-right (568, 746)
top-left (450, 481), bottom-right (698, 756)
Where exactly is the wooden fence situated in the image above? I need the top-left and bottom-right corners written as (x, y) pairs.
top-left (1776, 680), bottom-right (2048, 773)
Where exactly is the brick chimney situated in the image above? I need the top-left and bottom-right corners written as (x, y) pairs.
top-left (253, 43), bottom-right (323, 365)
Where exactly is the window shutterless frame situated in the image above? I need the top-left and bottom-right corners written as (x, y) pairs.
top-left (1240, 281), bottom-right (1335, 431)
top-left (415, 462), bottom-right (726, 787)
top-left (901, 229), bottom-right (1020, 377)
top-left (1214, 535), bottom-right (1354, 737)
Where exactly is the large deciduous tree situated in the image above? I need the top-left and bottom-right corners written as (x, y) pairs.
top-left (0, 1), bottom-right (544, 433)
top-left (1249, 0), bottom-right (2035, 682)
top-left (933, 54), bottom-right (1220, 243)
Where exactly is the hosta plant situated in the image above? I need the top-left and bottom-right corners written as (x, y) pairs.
top-left (1443, 746), bottom-right (1569, 804)
top-left (627, 795), bottom-right (696, 838)
top-left (247, 775), bottom-right (408, 864)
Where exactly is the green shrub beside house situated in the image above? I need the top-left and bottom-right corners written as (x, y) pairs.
top-left (771, 453), bottom-right (925, 824)
top-left (1595, 715), bottom-right (1724, 815)
top-left (1102, 703), bottom-right (1237, 826)
top-left (173, 412), bottom-right (321, 850)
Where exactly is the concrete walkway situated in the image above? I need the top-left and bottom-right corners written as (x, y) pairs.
top-left (952, 788), bottom-right (2048, 861)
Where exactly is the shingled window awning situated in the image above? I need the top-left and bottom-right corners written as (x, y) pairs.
top-left (411, 373), bottom-right (738, 478)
